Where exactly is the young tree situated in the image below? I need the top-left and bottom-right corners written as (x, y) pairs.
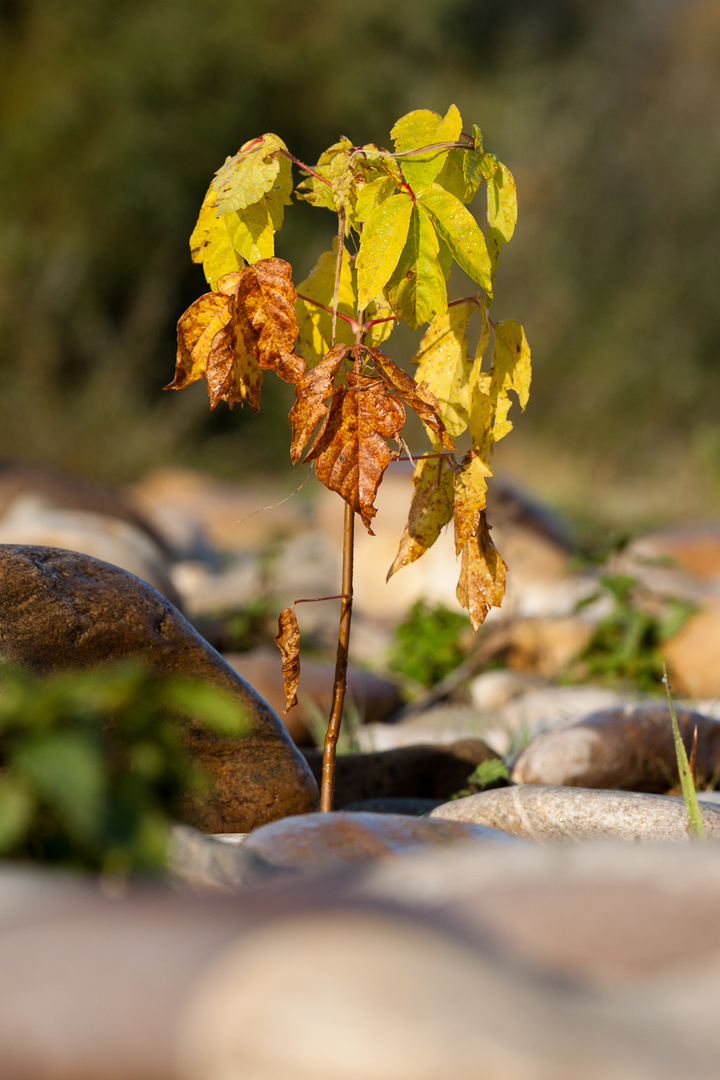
top-left (167, 105), bottom-right (530, 809)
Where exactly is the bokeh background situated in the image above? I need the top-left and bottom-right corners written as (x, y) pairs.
top-left (2, 0), bottom-right (719, 536)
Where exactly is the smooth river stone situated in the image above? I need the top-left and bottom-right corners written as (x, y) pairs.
top-left (240, 811), bottom-right (522, 874)
top-left (0, 545), bottom-right (319, 831)
top-left (430, 785), bottom-right (720, 842)
top-left (511, 702), bottom-right (720, 790)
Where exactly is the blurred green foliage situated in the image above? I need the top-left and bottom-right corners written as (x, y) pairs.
top-left (388, 600), bottom-right (471, 689)
top-left (0, 661), bottom-right (248, 874)
top-left (577, 574), bottom-right (696, 691)
top-left (1, 0), bottom-right (718, 488)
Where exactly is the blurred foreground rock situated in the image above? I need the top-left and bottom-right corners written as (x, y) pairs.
top-left (7, 841), bottom-right (720, 1078)
top-left (0, 545), bottom-right (318, 830)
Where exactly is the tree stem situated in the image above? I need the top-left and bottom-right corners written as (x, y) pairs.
top-left (320, 500), bottom-right (355, 811)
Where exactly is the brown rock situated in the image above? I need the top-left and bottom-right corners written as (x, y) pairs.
top-left (224, 648), bottom-right (403, 745)
top-left (663, 597), bottom-right (720, 698)
top-left (511, 702), bottom-right (720, 791)
top-left (240, 810), bottom-right (518, 873)
top-left (431, 784), bottom-right (720, 842)
top-left (301, 739), bottom-right (503, 807)
top-left (502, 615), bottom-right (595, 675)
top-left (0, 545), bottom-right (318, 831)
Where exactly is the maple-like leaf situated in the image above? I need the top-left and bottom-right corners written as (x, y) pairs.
top-left (295, 139), bottom-right (397, 234)
top-left (419, 185), bottom-right (492, 296)
top-left (391, 105), bottom-right (463, 193)
top-left (355, 193), bottom-right (413, 310)
top-left (384, 204), bottom-right (447, 330)
top-left (275, 605), bottom-right (301, 711)
top-left (413, 301), bottom-right (478, 439)
top-left (387, 455), bottom-right (454, 578)
top-left (190, 189), bottom-right (245, 290)
top-left (289, 344), bottom-right (349, 464)
top-left (365, 347), bottom-right (454, 452)
top-left (305, 372), bottom-right (405, 533)
top-left (456, 513), bottom-right (507, 631)
top-left (168, 291), bottom-right (233, 392)
top-left (213, 134), bottom-right (291, 214)
top-left (235, 258), bottom-right (305, 384)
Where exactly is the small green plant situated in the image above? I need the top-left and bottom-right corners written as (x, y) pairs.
top-left (0, 661), bottom-right (248, 874)
top-left (578, 574), bottom-right (695, 691)
top-left (662, 663), bottom-right (705, 840)
top-left (388, 600), bottom-right (472, 690)
top-left (451, 756), bottom-right (509, 799)
top-left (168, 107), bottom-right (531, 808)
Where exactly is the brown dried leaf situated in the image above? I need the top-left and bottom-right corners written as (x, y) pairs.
top-left (275, 605), bottom-right (301, 711)
top-left (205, 315), bottom-right (264, 413)
top-left (387, 455), bottom-right (454, 579)
top-left (306, 372), bottom-right (405, 533)
top-left (167, 292), bottom-right (232, 392)
top-left (364, 347), bottom-right (454, 451)
top-left (288, 344), bottom-right (349, 464)
top-left (456, 513), bottom-right (507, 631)
top-left (235, 258), bottom-right (305, 384)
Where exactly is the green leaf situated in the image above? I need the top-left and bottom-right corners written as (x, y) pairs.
top-left (295, 243), bottom-right (356, 367)
top-left (213, 134), bottom-right (290, 214)
top-left (419, 185), bottom-right (492, 294)
top-left (13, 733), bottom-right (105, 842)
top-left (356, 175), bottom-right (398, 222)
top-left (356, 192), bottom-right (413, 310)
top-left (0, 776), bottom-right (33, 852)
top-left (391, 105), bottom-right (464, 193)
top-left (189, 188), bottom-right (245, 290)
top-left (163, 680), bottom-right (252, 736)
top-left (385, 204), bottom-right (447, 330)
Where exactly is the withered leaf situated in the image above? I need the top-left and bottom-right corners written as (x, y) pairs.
top-left (289, 344), bottom-right (349, 464)
top-left (167, 292), bottom-right (232, 392)
top-left (364, 347), bottom-right (454, 451)
top-left (275, 605), bottom-right (301, 712)
top-left (456, 513), bottom-right (507, 631)
top-left (453, 451), bottom-right (493, 553)
top-left (204, 312), bottom-right (264, 413)
top-left (235, 258), bottom-right (305, 384)
top-left (305, 372), bottom-right (405, 533)
top-left (388, 455), bottom-right (454, 579)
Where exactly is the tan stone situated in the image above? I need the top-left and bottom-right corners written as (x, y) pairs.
top-left (663, 597), bottom-right (720, 698)
top-left (502, 615), bottom-right (595, 675)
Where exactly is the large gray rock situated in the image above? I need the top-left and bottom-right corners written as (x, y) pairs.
top-left (0, 545), bottom-right (318, 831)
top-left (430, 784), bottom-right (720, 842)
top-left (512, 702), bottom-right (720, 790)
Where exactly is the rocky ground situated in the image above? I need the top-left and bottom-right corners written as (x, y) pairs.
top-left (1, 458), bottom-right (720, 1078)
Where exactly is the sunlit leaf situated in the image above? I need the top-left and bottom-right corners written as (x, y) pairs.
top-left (413, 300), bottom-right (477, 439)
top-left (419, 185), bottom-right (492, 295)
top-left (213, 134), bottom-right (291, 214)
top-left (456, 513), bottom-right (507, 630)
top-left (388, 455), bottom-right (454, 578)
top-left (295, 244), bottom-right (356, 367)
top-left (227, 199), bottom-right (275, 263)
top-left (295, 139), bottom-right (396, 233)
top-left (289, 343), bottom-right (349, 463)
top-left (168, 291), bottom-right (232, 392)
top-left (235, 258), bottom-right (305, 384)
top-left (356, 192), bottom-right (413, 310)
top-left (364, 294), bottom-right (396, 349)
top-left (384, 204), bottom-right (447, 329)
top-left (189, 188), bottom-right (245, 289)
top-left (391, 104), bottom-right (464, 192)
top-left (480, 151), bottom-right (517, 272)
top-left (305, 372), bottom-right (405, 533)
top-left (355, 175), bottom-right (398, 222)
top-left (275, 605), bottom-right (301, 711)
top-left (453, 451), bottom-right (493, 552)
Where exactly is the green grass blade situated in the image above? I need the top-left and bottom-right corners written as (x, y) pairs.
top-left (663, 662), bottom-right (706, 840)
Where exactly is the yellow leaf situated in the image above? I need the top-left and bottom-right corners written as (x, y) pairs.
top-left (493, 319), bottom-right (531, 409)
top-left (189, 188), bottom-right (244, 290)
top-left (387, 455), bottom-right (454, 578)
top-left (419, 185), bottom-right (492, 295)
top-left (453, 452), bottom-right (493, 553)
top-left (228, 199), bottom-right (275, 263)
top-left (412, 301), bottom-right (478, 439)
top-left (456, 514), bottom-right (507, 631)
top-left (384, 204), bottom-right (448, 330)
top-left (391, 104), bottom-right (464, 193)
top-left (356, 192), bottom-right (413, 310)
top-left (213, 134), bottom-right (290, 214)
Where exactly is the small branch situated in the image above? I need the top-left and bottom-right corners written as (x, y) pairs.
top-left (364, 314), bottom-right (400, 329)
top-left (321, 501), bottom-right (354, 811)
top-left (293, 594), bottom-right (350, 605)
top-left (296, 293), bottom-right (360, 332)
top-left (277, 148), bottom-right (332, 186)
top-left (448, 294), bottom-right (483, 309)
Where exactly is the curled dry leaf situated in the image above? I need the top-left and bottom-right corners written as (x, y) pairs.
top-left (236, 258), bottom-right (305, 384)
top-left (305, 372), bottom-right (405, 533)
top-left (275, 605), bottom-right (301, 712)
top-left (289, 344), bottom-right (349, 464)
top-left (456, 512), bottom-right (507, 631)
top-left (365, 347), bottom-right (454, 451)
